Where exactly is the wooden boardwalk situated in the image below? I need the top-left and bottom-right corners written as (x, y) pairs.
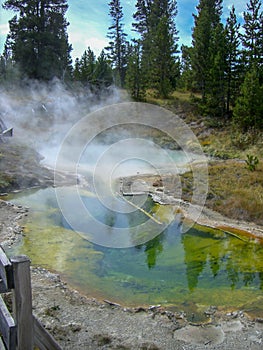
top-left (0, 246), bottom-right (62, 350)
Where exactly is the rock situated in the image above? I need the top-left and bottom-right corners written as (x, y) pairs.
top-left (152, 179), bottom-right (163, 187)
top-left (174, 324), bottom-right (225, 346)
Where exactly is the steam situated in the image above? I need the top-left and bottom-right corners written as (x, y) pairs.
top-left (77, 139), bottom-right (189, 180)
top-left (0, 82), bottom-right (209, 247)
top-left (0, 79), bottom-right (123, 166)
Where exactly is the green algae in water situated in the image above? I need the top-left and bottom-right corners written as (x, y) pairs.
top-left (6, 187), bottom-right (263, 317)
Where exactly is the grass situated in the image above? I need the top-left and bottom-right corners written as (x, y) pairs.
top-left (206, 161), bottom-right (263, 225)
top-left (200, 126), bottom-right (263, 160)
top-left (180, 157), bottom-right (263, 226)
top-left (199, 125), bottom-right (263, 224)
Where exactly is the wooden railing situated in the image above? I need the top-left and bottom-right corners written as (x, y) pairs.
top-left (0, 246), bottom-right (62, 350)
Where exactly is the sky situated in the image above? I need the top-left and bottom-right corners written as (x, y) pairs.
top-left (0, 0), bottom-right (248, 62)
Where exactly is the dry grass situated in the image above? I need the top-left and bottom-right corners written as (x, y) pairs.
top-left (200, 127), bottom-right (263, 160)
top-left (180, 160), bottom-right (263, 225)
top-left (206, 160), bottom-right (263, 225)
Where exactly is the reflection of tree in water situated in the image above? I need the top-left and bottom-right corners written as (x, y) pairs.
top-left (103, 209), bottom-right (117, 228)
top-left (208, 242), bottom-right (221, 278)
top-left (181, 228), bottom-right (263, 292)
top-left (260, 272), bottom-right (263, 290)
top-left (144, 235), bottom-right (164, 269)
top-left (226, 257), bottom-right (240, 289)
top-left (136, 234), bottom-right (164, 269)
top-left (182, 232), bottom-right (207, 291)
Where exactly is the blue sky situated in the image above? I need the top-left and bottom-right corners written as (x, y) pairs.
top-left (0, 0), bottom-right (248, 62)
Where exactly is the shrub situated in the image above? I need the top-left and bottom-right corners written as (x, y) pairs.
top-left (245, 154), bottom-right (259, 172)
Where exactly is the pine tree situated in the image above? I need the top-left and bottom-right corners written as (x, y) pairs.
top-left (241, 0), bottom-right (262, 68)
top-left (73, 49), bottom-right (113, 89)
top-left (0, 40), bottom-right (22, 85)
top-left (205, 22), bottom-right (227, 117)
top-left (106, 0), bottom-right (128, 87)
top-left (3, 0), bottom-right (72, 81)
top-left (225, 5), bottom-right (241, 115)
top-left (0, 53), bottom-right (20, 85)
top-left (77, 48), bottom-right (96, 85)
top-left (132, 0), bottom-right (179, 98)
top-left (125, 43), bottom-right (145, 100)
top-left (233, 65), bottom-right (263, 130)
top-left (73, 58), bottom-right (81, 81)
top-left (129, 0), bottom-right (152, 97)
top-left (191, 0), bottom-right (223, 101)
top-left (133, 0), bottom-right (153, 39)
top-left (150, 13), bottom-right (179, 97)
top-left (232, 0), bottom-right (263, 130)
top-left (178, 45), bottom-right (195, 92)
top-left (94, 50), bottom-right (113, 88)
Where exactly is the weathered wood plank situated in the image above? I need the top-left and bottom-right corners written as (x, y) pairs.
top-left (0, 251), bottom-right (62, 350)
top-left (0, 279), bottom-right (7, 294)
top-left (10, 255), bottom-right (33, 350)
top-left (0, 295), bottom-right (16, 350)
top-left (0, 247), bottom-right (13, 291)
top-left (0, 337), bottom-right (7, 350)
top-left (33, 316), bottom-right (63, 350)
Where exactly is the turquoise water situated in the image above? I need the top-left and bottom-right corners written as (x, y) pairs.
top-left (7, 187), bottom-right (263, 318)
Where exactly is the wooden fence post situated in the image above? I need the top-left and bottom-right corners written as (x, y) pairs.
top-left (10, 256), bottom-right (33, 350)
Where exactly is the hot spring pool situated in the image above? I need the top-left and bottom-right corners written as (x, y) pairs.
top-left (6, 186), bottom-right (263, 319)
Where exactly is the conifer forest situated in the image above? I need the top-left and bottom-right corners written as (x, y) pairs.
top-left (1, 0), bottom-right (263, 131)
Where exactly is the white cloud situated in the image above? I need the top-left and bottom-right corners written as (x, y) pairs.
top-left (69, 31), bottom-right (108, 60)
top-left (223, 1), bottom-right (247, 19)
top-left (0, 23), bottom-right (9, 48)
top-left (0, 23), bottom-right (9, 36)
top-left (84, 37), bottom-right (108, 55)
top-left (66, 0), bottom-right (110, 60)
top-left (0, 0), bottom-right (13, 51)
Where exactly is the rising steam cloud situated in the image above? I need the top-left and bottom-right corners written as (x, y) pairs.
top-left (0, 79), bottom-right (123, 165)
top-left (1, 80), bottom-right (208, 248)
top-left (54, 102), bottom-right (209, 248)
